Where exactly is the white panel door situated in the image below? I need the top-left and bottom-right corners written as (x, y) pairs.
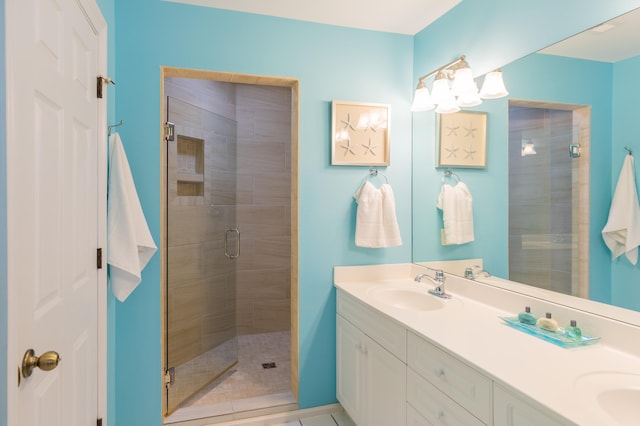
top-left (6, 0), bottom-right (106, 424)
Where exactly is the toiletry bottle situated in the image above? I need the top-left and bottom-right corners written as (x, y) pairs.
top-left (517, 306), bottom-right (537, 325)
top-left (537, 312), bottom-right (559, 332)
top-left (564, 320), bottom-right (582, 341)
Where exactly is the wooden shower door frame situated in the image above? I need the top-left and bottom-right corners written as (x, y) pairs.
top-left (159, 67), bottom-right (300, 416)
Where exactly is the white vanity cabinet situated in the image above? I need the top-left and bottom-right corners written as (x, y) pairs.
top-left (336, 290), bottom-right (407, 426)
top-left (336, 284), bottom-right (575, 426)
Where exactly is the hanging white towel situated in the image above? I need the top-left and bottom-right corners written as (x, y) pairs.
top-left (354, 181), bottom-right (402, 248)
top-left (437, 182), bottom-right (474, 245)
top-left (602, 154), bottom-right (640, 265)
top-left (107, 133), bottom-right (157, 301)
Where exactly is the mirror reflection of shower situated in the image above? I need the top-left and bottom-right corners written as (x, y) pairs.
top-left (508, 101), bottom-right (590, 298)
top-left (163, 75), bottom-right (295, 422)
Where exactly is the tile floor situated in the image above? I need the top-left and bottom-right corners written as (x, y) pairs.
top-left (206, 408), bottom-right (355, 426)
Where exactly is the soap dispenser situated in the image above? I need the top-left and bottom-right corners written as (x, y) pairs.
top-left (517, 306), bottom-right (537, 325)
top-left (537, 312), bottom-right (559, 332)
top-left (564, 320), bottom-right (582, 341)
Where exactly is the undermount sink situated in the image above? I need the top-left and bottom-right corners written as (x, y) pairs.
top-left (369, 287), bottom-right (445, 311)
top-left (574, 372), bottom-right (640, 425)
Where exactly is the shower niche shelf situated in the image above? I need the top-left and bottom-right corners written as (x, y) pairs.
top-left (177, 135), bottom-right (204, 197)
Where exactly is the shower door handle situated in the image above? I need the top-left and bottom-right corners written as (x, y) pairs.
top-left (225, 228), bottom-right (240, 259)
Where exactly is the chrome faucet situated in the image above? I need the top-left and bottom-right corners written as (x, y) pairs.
top-left (464, 265), bottom-right (491, 280)
top-left (414, 269), bottom-right (451, 299)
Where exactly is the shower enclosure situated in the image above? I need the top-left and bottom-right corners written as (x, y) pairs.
top-left (162, 73), bottom-right (298, 421)
top-left (165, 96), bottom-right (240, 413)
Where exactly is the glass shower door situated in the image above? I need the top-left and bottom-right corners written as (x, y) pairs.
top-left (165, 96), bottom-right (239, 413)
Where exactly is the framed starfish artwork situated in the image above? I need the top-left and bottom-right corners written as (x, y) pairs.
top-left (437, 111), bottom-right (487, 168)
top-left (331, 100), bottom-right (390, 166)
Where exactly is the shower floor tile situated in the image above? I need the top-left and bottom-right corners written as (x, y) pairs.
top-left (186, 331), bottom-right (291, 407)
top-left (166, 331), bottom-right (294, 424)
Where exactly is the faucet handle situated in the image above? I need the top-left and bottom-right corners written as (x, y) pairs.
top-left (435, 269), bottom-right (445, 281)
top-left (464, 267), bottom-right (474, 279)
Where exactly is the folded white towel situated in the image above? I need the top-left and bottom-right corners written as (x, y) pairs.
top-left (354, 181), bottom-right (402, 248)
top-left (437, 181), bottom-right (474, 245)
top-left (602, 154), bottom-right (640, 265)
top-left (107, 133), bottom-right (157, 301)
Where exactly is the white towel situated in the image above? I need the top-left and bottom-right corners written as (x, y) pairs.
top-left (354, 181), bottom-right (402, 248)
top-left (437, 182), bottom-right (474, 245)
top-left (107, 133), bottom-right (157, 301)
top-left (602, 154), bottom-right (640, 265)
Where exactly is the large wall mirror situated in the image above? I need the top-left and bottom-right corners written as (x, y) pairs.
top-left (412, 7), bottom-right (640, 317)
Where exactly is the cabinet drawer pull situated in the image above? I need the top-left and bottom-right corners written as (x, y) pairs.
top-left (436, 368), bottom-right (445, 378)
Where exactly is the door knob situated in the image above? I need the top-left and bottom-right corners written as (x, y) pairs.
top-left (21, 349), bottom-right (61, 378)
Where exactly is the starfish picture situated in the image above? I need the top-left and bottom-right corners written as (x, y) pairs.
top-left (464, 122), bottom-right (477, 138)
top-left (361, 138), bottom-right (378, 156)
top-left (340, 113), bottom-right (356, 131)
top-left (446, 125), bottom-right (460, 136)
top-left (340, 139), bottom-right (357, 156)
top-left (464, 145), bottom-right (477, 159)
top-left (444, 145), bottom-right (459, 158)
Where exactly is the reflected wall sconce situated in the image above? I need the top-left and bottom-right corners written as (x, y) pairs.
top-left (521, 138), bottom-right (537, 156)
top-left (411, 55), bottom-right (508, 113)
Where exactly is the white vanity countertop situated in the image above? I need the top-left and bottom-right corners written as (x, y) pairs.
top-left (334, 263), bottom-right (640, 426)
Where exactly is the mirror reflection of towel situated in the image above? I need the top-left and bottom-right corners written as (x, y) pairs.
top-left (107, 133), bottom-right (157, 301)
top-left (602, 155), bottom-right (640, 265)
top-left (437, 182), bottom-right (474, 245)
top-left (354, 181), bottom-right (402, 248)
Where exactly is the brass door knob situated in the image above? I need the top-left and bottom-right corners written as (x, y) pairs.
top-left (21, 349), bottom-right (61, 378)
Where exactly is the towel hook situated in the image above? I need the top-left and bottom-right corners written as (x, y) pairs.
top-left (625, 146), bottom-right (633, 156)
top-left (368, 168), bottom-right (389, 183)
top-left (442, 169), bottom-right (461, 183)
top-left (108, 120), bottom-right (125, 136)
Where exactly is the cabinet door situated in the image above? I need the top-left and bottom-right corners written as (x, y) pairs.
top-left (337, 315), bottom-right (365, 424)
top-left (494, 384), bottom-right (571, 426)
top-left (364, 335), bottom-right (406, 426)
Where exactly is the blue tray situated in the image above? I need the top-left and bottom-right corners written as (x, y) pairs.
top-left (500, 317), bottom-right (600, 348)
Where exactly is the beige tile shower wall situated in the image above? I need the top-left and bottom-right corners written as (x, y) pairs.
top-left (235, 85), bottom-right (292, 335)
top-left (508, 107), bottom-right (573, 295)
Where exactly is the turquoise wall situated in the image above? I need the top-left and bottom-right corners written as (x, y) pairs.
top-left (412, 0), bottom-right (640, 306)
top-left (113, 1), bottom-right (413, 424)
top-left (611, 55), bottom-right (640, 309)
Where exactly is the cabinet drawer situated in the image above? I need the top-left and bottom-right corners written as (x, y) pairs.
top-left (407, 368), bottom-right (486, 426)
top-left (406, 403), bottom-right (430, 426)
top-left (408, 331), bottom-right (492, 424)
top-left (494, 384), bottom-right (571, 426)
top-left (337, 289), bottom-right (406, 362)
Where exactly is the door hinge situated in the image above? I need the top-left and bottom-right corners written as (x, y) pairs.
top-left (164, 367), bottom-right (175, 388)
top-left (97, 418), bottom-right (103, 426)
top-left (97, 76), bottom-right (115, 99)
top-left (164, 122), bottom-right (175, 142)
top-left (97, 248), bottom-right (103, 269)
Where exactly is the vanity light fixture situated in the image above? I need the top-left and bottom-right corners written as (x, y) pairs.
top-left (411, 55), bottom-right (509, 114)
